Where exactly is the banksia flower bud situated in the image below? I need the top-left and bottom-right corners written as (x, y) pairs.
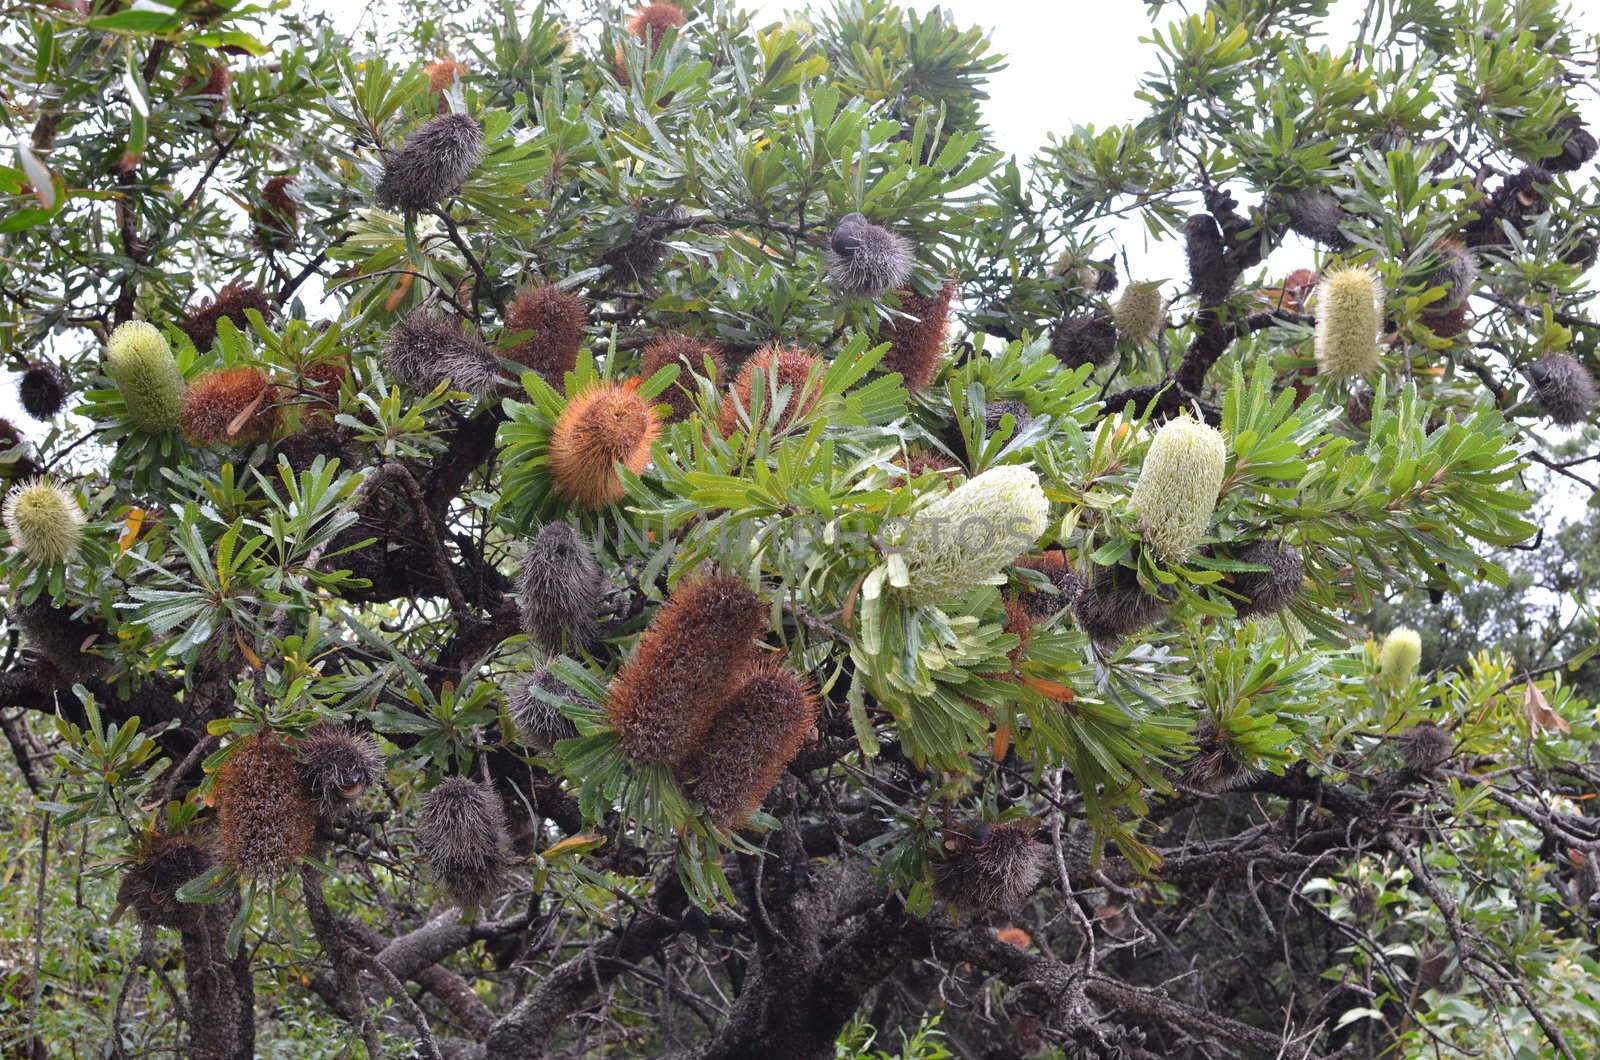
top-left (375, 113), bottom-right (484, 214)
top-left (1184, 214), bottom-right (1233, 305)
top-left (1400, 722), bottom-right (1452, 773)
top-left (183, 367), bottom-right (280, 446)
top-left (384, 310), bottom-right (501, 395)
top-left (505, 285), bottom-right (588, 381)
top-left (507, 667), bottom-right (579, 749)
top-left (1112, 282), bottom-right (1165, 345)
top-left (518, 522), bottom-right (606, 652)
top-left (693, 659), bottom-right (820, 829)
top-left (719, 345), bottom-right (821, 434)
top-left (1313, 267), bottom-right (1384, 379)
top-left (1130, 416), bottom-right (1226, 565)
top-left (825, 213), bottom-right (914, 297)
top-left (881, 282), bottom-right (954, 392)
top-left (295, 726), bottom-right (383, 820)
top-left (4, 480), bottom-right (83, 564)
top-left (213, 733), bottom-right (316, 878)
top-left (626, 2), bottom-right (687, 47)
top-left (105, 321), bottom-right (186, 433)
top-left (419, 778), bottom-right (509, 910)
top-left (1545, 116), bottom-right (1597, 174)
top-left (605, 573), bottom-right (767, 766)
top-left (1529, 354), bottom-right (1597, 425)
top-left (603, 206), bottom-right (689, 285)
top-left (640, 334), bottom-right (725, 422)
top-left (1012, 550), bottom-right (1084, 620)
top-left (934, 820), bottom-right (1048, 912)
top-left (18, 363), bottom-right (66, 419)
top-left (900, 465), bottom-right (1049, 606)
top-left (1286, 189), bottom-right (1349, 249)
top-left (116, 833), bottom-right (212, 928)
top-left (179, 282), bottom-right (273, 353)
top-left (1074, 564), bottom-right (1170, 645)
top-left (549, 381), bottom-right (661, 509)
top-left (1050, 312), bottom-right (1117, 369)
top-left (1378, 626), bottom-right (1422, 685)
top-left (1181, 716), bottom-right (1255, 793)
top-left (255, 175), bottom-right (300, 250)
top-left (1230, 540), bottom-right (1303, 619)
top-left (9, 598), bottom-right (105, 677)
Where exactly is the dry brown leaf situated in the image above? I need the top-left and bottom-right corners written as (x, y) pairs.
top-left (1524, 679), bottom-right (1570, 735)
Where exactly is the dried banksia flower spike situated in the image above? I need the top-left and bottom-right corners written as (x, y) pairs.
top-left (1050, 312), bottom-right (1118, 369)
top-left (640, 334), bottom-right (725, 422)
top-left (825, 212), bottom-right (914, 297)
top-left (1286, 188), bottom-right (1349, 249)
top-left (934, 820), bottom-right (1048, 912)
top-left (694, 659), bottom-right (821, 829)
top-left (900, 465), bottom-right (1050, 606)
top-left (295, 726), bottom-right (384, 820)
top-left (504, 285), bottom-right (588, 381)
top-left (1112, 282), bottom-right (1165, 346)
top-left (1181, 716), bottom-right (1256, 793)
top-left (881, 282), bottom-right (955, 393)
top-left (549, 381), bottom-right (662, 509)
top-left (418, 777), bottom-right (509, 911)
top-left (183, 367), bottom-right (280, 446)
top-left (105, 321), bottom-right (186, 433)
top-left (115, 833), bottom-right (212, 929)
top-left (180, 282), bottom-right (273, 353)
top-left (1379, 626), bottom-right (1422, 686)
top-left (213, 732), bottom-right (317, 878)
top-left (1074, 564), bottom-right (1170, 645)
top-left (384, 309), bottom-right (501, 396)
top-left (507, 667), bottom-right (579, 749)
top-left (375, 113), bottom-right (484, 214)
top-left (605, 573), bottom-right (768, 766)
top-left (518, 522), bottom-right (606, 653)
top-left (627, 2), bottom-right (687, 46)
top-left (1130, 416), bottom-right (1226, 565)
top-left (1230, 540), bottom-right (1303, 619)
top-left (1400, 722), bottom-right (1452, 773)
top-left (1528, 354), bottom-right (1596, 425)
top-left (1313, 266), bottom-right (1384, 379)
top-left (4, 479), bottom-right (83, 564)
top-left (18, 363), bottom-right (66, 419)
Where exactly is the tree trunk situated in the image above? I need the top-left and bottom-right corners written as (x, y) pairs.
top-left (178, 901), bottom-right (254, 1060)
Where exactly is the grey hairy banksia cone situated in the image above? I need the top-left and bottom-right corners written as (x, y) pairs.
top-left (1130, 417), bottom-right (1226, 565)
top-left (518, 522), bottom-right (606, 653)
top-left (934, 820), bottom-right (1048, 912)
top-left (419, 778), bottom-right (509, 910)
top-left (1230, 540), bottom-right (1303, 619)
top-left (385, 309), bottom-right (500, 395)
top-left (825, 212), bottom-right (913, 297)
top-left (116, 833), bottom-right (212, 929)
top-left (375, 113), bottom-right (483, 214)
top-left (1400, 722), bottom-right (1452, 773)
top-left (1074, 564), bottom-right (1170, 645)
top-left (295, 726), bottom-right (383, 820)
top-left (507, 667), bottom-right (579, 749)
top-left (1529, 354), bottom-right (1596, 425)
top-left (1050, 312), bottom-right (1117, 369)
top-left (18, 363), bottom-right (66, 419)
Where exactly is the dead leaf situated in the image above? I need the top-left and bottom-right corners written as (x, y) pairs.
top-left (1524, 679), bottom-right (1570, 735)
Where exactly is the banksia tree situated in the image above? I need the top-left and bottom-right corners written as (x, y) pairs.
top-left (182, 367), bottom-right (280, 446)
top-left (640, 334), bottom-right (724, 421)
top-left (719, 345), bottom-right (821, 434)
top-left (880, 282), bottom-right (955, 392)
top-left (418, 778), bottom-right (509, 910)
top-left (1112, 282), bottom-right (1165, 345)
top-left (504, 285), bottom-right (587, 381)
top-left (375, 113), bottom-right (483, 214)
top-left (4, 480), bottom-right (83, 564)
top-left (179, 282), bottom-right (273, 352)
top-left (825, 212), bottom-right (914, 296)
top-left (295, 726), bottom-right (384, 820)
top-left (934, 820), bottom-right (1049, 913)
top-left (213, 733), bottom-right (316, 878)
top-left (1050, 312), bottom-right (1117, 368)
top-left (518, 522), bottom-right (606, 652)
top-left (691, 659), bottom-right (821, 829)
top-left (1129, 417), bottom-right (1226, 565)
top-left (18, 363), bottom-right (66, 419)
top-left (900, 465), bottom-right (1049, 606)
top-left (1401, 722), bottom-right (1452, 773)
top-left (105, 321), bottom-right (186, 433)
top-left (1230, 540), bottom-right (1303, 619)
top-left (507, 667), bottom-right (579, 749)
top-left (115, 833), bottom-right (212, 929)
top-left (384, 309), bottom-right (500, 395)
top-left (604, 573), bottom-right (767, 766)
top-left (1528, 354), bottom-right (1597, 425)
top-left (1313, 267), bottom-right (1385, 378)
top-left (548, 381), bottom-right (661, 509)
top-left (1379, 627), bottom-right (1423, 686)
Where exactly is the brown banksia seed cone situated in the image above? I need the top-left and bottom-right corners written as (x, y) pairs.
top-left (183, 367), bottom-right (281, 446)
top-left (8, 598), bottom-right (106, 679)
top-left (627, 2), bottom-right (687, 46)
top-left (549, 381), bottom-right (662, 509)
top-left (603, 205), bottom-right (689, 285)
top-left (116, 833), bottom-right (212, 929)
top-left (213, 733), bottom-right (316, 878)
top-left (1400, 722), bottom-right (1452, 773)
top-left (179, 282), bottom-right (274, 352)
top-left (1545, 116), bottom-right (1597, 174)
top-left (1529, 354), bottom-right (1597, 425)
top-left (518, 521), bottom-right (606, 653)
top-left (1230, 540), bottom-right (1303, 619)
top-left (934, 820), bottom-right (1048, 912)
top-left (18, 363), bottom-right (66, 419)
top-left (295, 725), bottom-right (383, 819)
top-left (719, 345), bottom-right (821, 435)
top-left (255, 175), bottom-right (300, 250)
top-left (1012, 550), bottom-right (1085, 621)
top-left (375, 113), bottom-right (484, 214)
top-left (640, 334), bottom-right (725, 422)
top-left (504, 285), bottom-right (588, 381)
top-left (418, 777), bottom-right (509, 910)
top-left (605, 573), bottom-right (768, 766)
top-left (825, 212), bottom-right (914, 297)
top-left (1285, 188), bottom-right (1349, 249)
top-left (1050, 312), bottom-right (1117, 369)
top-left (385, 309), bottom-right (501, 395)
top-left (692, 659), bottom-right (821, 829)
top-left (880, 282), bottom-right (955, 392)
top-left (507, 666), bottom-right (580, 749)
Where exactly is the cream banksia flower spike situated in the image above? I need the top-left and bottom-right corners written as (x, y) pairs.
top-left (901, 465), bottom-right (1049, 606)
top-left (105, 321), bottom-right (186, 433)
top-left (4, 479), bottom-right (84, 564)
top-left (1130, 416), bottom-right (1226, 565)
top-left (1313, 266), bottom-right (1384, 379)
top-left (1112, 281), bottom-right (1165, 345)
top-left (1379, 626), bottom-right (1422, 685)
